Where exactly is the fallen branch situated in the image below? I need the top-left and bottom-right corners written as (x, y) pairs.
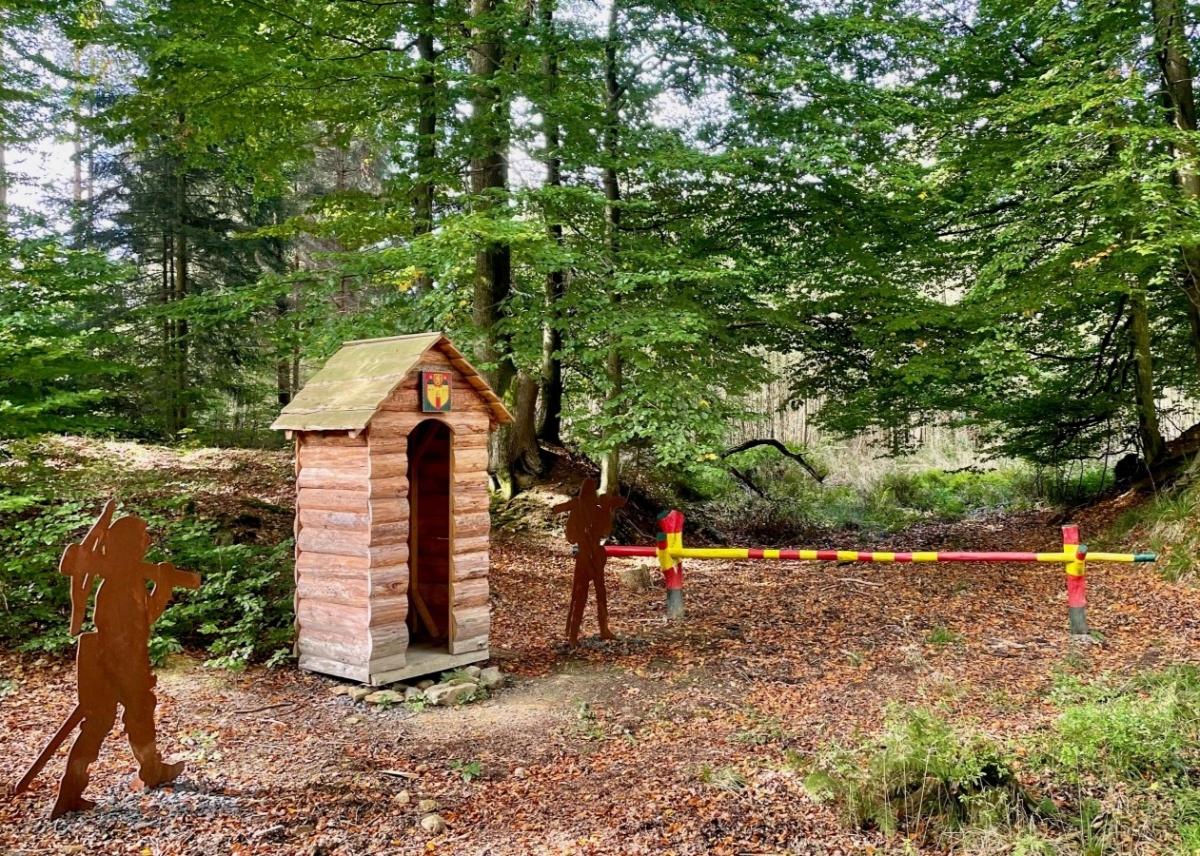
top-left (728, 466), bottom-right (766, 498)
top-left (721, 439), bottom-right (824, 483)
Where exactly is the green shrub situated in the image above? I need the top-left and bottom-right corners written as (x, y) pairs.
top-left (1040, 666), bottom-right (1200, 784)
top-left (0, 489), bottom-right (295, 667)
top-left (805, 707), bottom-right (1024, 838)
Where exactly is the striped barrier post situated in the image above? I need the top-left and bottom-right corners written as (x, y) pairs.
top-left (1063, 525), bottom-right (1088, 636)
top-left (657, 510), bottom-right (685, 620)
top-left (603, 511), bottom-right (1157, 635)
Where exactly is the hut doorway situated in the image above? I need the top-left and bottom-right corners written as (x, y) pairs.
top-left (407, 420), bottom-right (453, 649)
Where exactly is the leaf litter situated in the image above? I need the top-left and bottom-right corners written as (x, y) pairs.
top-left (1, 458), bottom-right (1196, 854)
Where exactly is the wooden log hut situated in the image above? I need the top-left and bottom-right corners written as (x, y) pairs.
top-left (270, 333), bottom-right (512, 685)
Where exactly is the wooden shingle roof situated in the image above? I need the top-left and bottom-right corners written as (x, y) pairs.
top-left (270, 333), bottom-right (513, 432)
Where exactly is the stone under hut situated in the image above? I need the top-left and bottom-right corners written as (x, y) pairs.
top-left (270, 333), bottom-right (512, 685)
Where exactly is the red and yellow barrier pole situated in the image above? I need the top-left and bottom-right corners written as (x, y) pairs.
top-left (603, 511), bottom-right (1157, 634)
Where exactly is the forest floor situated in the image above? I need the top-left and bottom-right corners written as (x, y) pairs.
top-left (1, 444), bottom-right (1196, 855)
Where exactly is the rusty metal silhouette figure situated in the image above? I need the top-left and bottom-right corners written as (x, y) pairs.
top-left (12, 501), bottom-right (200, 818)
top-left (554, 479), bottom-right (625, 646)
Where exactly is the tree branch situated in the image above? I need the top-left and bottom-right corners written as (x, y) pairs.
top-left (722, 438), bottom-right (824, 483)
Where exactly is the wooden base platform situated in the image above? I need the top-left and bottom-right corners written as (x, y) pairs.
top-left (369, 644), bottom-right (490, 686)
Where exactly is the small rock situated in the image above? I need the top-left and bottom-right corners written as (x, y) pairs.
top-left (478, 667), bottom-right (504, 690)
top-left (344, 716), bottom-right (361, 725)
top-left (419, 814), bottom-right (446, 835)
top-left (404, 687), bottom-right (425, 702)
top-left (348, 687), bottom-right (373, 703)
top-left (365, 689), bottom-right (404, 706)
top-left (462, 665), bottom-right (482, 678)
top-left (330, 686), bottom-right (352, 697)
top-left (512, 767), bottom-right (527, 779)
top-left (394, 790), bottom-right (411, 805)
top-left (445, 675), bottom-right (478, 686)
top-left (425, 683), bottom-right (476, 706)
top-left (416, 680), bottom-right (435, 690)
top-left (418, 798), bottom-right (439, 812)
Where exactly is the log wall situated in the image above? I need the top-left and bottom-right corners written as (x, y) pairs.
top-left (294, 431), bottom-right (373, 682)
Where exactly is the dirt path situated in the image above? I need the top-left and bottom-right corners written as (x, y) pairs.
top-left (2, 509), bottom-right (1195, 855)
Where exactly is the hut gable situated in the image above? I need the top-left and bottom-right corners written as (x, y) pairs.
top-left (270, 333), bottom-right (512, 433)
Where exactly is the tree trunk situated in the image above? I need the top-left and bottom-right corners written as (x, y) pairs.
top-left (1130, 287), bottom-right (1166, 466)
top-left (510, 370), bottom-right (545, 478)
top-left (173, 166), bottom-right (190, 435)
top-left (470, 0), bottom-right (518, 498)
top-left (414, 0), bottom-right (437, 293)
top-left (537, 0), bottom-right (565, 445)
top-left (1153, 0), bottom-right (1200, 377)
top-left (598, 0), bottom-right (623, 497)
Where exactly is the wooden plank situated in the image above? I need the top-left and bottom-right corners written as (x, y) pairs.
top-left (298, 509), bottom-right (369, 531)
top-left (368, 596), bottom-right (409, 627)
top-left (454, 535), bottom-right (490, 556)
top-left (369, 564), bottom-right (409, 598)
top-left (296, 552), bottom-right (369, 574)
top-left (453, 512), bottom-right (490, 536)
top-left (368, 476), bottom-right (409, 499)
top-left (300, 433), bottom-right (368, 448)
top-left (296, 573), bottom-right (369, 603)
top-left (454, 449), bottom-right (489, 473)
top-left (298, 467), bottom-right (367, 491)
top-left (298, 528), bottom-right (369, 557)
top-left (454, 489), bottom-right (489, 515)
top-left (370, 521), bottom-right (410, 546)
top-left (453, 432), bottom-right (489, 450)
top-left (298, 446), bottom-right (368, 468)
top-left (449, 635), bottom-right (489, 656)
top-left (298, 654), bottom-right (369, 683)
top-left (369, 649), bottom-right (488, 686)
top-left (367, 452), bottom-right (408, 480)
top-left (297, 635), bottom-right (370, 665)
top-left (453, 551), bottom-right (489, 581)
top-left (454, 523), bottom-right (489, 541)
top-left (368, 620), bottom-right (410, 648)
top-left (367, 651), bottom-right (408, 673)
top-left (453, 577), bottom-right (489, 609)
top-left (451, 605), bottom-right (489, 643)
top-left (454, 470), bottom-right (489, 491)
top-left (369, 497), bottom-right (409, 525)
top-left (297, 488), bottom-right (369, 512)
top-left (376, 390), bottom-right (422, 412)
top-left (298, 599), bottom-right (369, 632)
top-left (369, 543), bottom-right (410, 567)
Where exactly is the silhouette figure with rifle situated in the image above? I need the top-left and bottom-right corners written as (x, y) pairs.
top-left (555, 478), bottom-right (625, 646)
top-left (12, 501), bottom-right (200, 818)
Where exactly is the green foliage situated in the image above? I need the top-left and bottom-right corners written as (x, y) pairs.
top-left (684, 448), bottom-right (1038, 537)
top-left (805, 707), bottom-right (1022, 838)
top-left (449, 759), bottom-right (482, 783)
top-left (0, 233), bottom-right (130, 439)
top-left (1107, 482), bottom-right (1200, 582)
top-left (0, 440), bottom-right (294, 666)
top-left (147, 514), bottom-right (295, 668)
top-left (924, 623), bottom-right (962, 647)
top-left (1040, 667), bottom-right (1200, 785)
top-left (0, 499), bottom-right (101, 651)
top-left (814, 669), bottom-right (1200, 850)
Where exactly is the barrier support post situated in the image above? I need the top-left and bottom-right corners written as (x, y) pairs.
top-left (658, 510), bottom-right (685, 620)
top-left (1063, 524), bottom-right (1088, 636)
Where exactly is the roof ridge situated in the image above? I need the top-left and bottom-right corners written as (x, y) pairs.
top-left (343, 332), bottom-right (445, 345)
